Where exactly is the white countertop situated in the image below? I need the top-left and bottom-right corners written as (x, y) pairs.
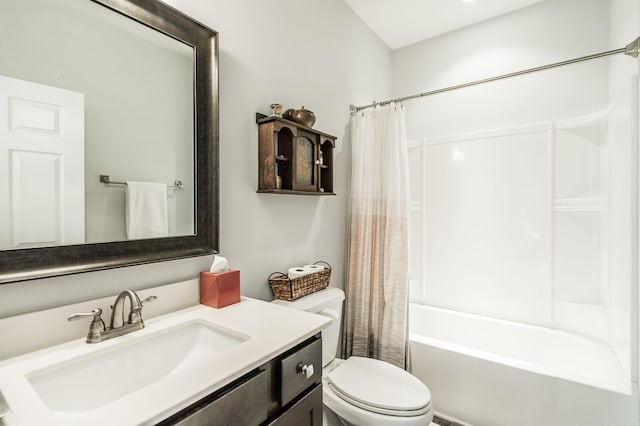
top-left (0, 297), bottom-right (330, 426)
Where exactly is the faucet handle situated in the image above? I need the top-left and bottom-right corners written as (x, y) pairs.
top-left (67, 308), bottom-right (103, 322)
top-left (67, 308), bottom-right (106, 344)
top-left (128, 295), bottom-right (156, 326)
top-left (109, 295), bottom-right (157, 310)
top-left (142, 295), bottom-right (158, 305)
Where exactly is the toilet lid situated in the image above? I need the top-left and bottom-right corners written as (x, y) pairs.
top-left (326, 357), bottom-right (431, 416)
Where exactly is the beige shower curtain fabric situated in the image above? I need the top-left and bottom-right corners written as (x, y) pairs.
top-left (343, 103), bottom-right (410, 369)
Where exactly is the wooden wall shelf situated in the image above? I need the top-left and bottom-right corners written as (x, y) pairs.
top-left (256, 113), bottom-right (336, 196)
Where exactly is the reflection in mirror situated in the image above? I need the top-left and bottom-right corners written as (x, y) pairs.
top-left (0, 0), bottom-right (195, 250)
top-left (0, 0), bottom-right (218, 283)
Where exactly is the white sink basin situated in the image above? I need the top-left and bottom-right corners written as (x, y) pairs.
top-left (27, 319), bottom-right (248, 414)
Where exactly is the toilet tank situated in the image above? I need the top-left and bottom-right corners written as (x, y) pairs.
top-left (272, 288), bottom-right (345, 367)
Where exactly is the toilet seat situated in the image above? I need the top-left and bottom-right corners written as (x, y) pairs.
top-left (326, 357), bottom-right (431, 417)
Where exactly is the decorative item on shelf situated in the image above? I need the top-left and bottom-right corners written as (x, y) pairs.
top-left (269, 261), bottom-right (331, 301)
top-left (283, 105), bottom-right (316, 128)
top-left (270, 103), bottom-right (282, 117)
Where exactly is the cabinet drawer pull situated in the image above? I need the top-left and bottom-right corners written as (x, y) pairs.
top-left (280, 338), bottom-right (322, 405)
top-left (299, 363), bottom-right (314, 379)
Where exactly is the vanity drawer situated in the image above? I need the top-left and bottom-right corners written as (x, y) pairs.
top-left (279, 337), bottom-right (322, 406)
top-left (268, 384), bottom-right (322, 426)
top-left (167, 369), bottom-right (268, 426)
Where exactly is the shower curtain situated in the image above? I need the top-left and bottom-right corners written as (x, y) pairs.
top-left (343, 103), bottom-right (410, 369)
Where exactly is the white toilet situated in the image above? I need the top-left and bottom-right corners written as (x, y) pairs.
top-left (273, 288), bottom-right (433, 426)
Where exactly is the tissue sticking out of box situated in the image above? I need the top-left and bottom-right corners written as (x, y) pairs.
top-left (210, 255), bottom-right (231, 273)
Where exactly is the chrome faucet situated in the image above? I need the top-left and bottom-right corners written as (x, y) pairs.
top-left (67, 290), bottom-right (157, 343)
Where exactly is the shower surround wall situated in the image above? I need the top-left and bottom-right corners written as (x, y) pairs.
top-left (608, 0), bottom-right (640, 400)
top-left (395, 0), bottom-right (640, 424)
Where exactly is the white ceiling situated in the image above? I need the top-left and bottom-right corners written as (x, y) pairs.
top-left (343, 0), bottom-right (545, 50)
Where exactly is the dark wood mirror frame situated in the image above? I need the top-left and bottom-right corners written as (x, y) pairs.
top-left (0, 0), bottom-right (219, 284)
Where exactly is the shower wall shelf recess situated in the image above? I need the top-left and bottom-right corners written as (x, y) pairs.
top-left (552, 109), bottom-right (609, 213)
top-left (553, 198), bottom-right (608, 212)
top-left (256, 113), bottom-right (336, 196)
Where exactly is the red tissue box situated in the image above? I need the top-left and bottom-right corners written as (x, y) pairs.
top-left (200, 270), bottom-right (241, 308)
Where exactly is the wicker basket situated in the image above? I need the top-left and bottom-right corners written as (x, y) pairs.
top-left (269, 261), bottom-right (331, 301)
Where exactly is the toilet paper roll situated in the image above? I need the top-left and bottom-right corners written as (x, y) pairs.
top-left (303, 264), bottom-right (326, 272)
top-left (288, 266), bottom-right (310, 279)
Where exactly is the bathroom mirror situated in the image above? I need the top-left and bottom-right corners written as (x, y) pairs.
top-left (0, 0), bottom-right (219, 283)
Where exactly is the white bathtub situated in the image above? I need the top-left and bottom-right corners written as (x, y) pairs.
top-left (408, 304), bottom-right (639, 426)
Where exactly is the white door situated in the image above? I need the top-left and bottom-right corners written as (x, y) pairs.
top-left (0, 75), bottom-right (84, 249)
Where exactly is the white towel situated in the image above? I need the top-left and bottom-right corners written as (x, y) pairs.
top-left (125, 181), bottom-right (168, 239)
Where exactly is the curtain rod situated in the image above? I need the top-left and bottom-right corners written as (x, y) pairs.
top-left (351, 36), bottom-right (640, 113)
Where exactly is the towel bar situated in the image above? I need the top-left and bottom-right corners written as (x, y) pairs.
top-left (99, 175), bottom-right (183, 189)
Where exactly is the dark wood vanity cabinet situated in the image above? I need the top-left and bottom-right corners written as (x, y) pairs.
top-left (158, 335), bottom-right (323, 426)
top-left (256, 113), bottom-right (336, 196)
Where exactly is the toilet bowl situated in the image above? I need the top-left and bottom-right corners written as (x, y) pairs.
top-left (272, 288), bottom-right (433, 425)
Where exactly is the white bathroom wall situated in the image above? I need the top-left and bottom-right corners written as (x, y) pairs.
top-left (393, 0), bottom-right (611, 141)
top-left (0, 0), bottom-right (392, 317)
